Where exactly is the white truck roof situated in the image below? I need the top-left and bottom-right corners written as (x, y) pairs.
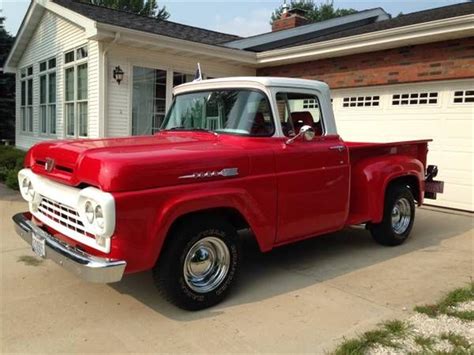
top-left (173, 77), bottom-right (330, 95)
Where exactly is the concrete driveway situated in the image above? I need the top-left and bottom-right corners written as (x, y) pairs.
top-left (1, 184), bottom-right (472, 353)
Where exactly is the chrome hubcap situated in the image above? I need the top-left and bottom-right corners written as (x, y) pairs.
top-left (183, 237), bottom-right (230, 293)
top-left (391, 197), bottom-right (412, 234)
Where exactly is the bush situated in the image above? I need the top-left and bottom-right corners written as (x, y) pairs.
top-left (0, 146), bottom-right (26, 191)
top-left (5, 168), bottom-right (20, 190)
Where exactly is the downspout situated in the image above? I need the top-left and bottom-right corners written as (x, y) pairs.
top-left (100, 32), bottom-right (120, 138)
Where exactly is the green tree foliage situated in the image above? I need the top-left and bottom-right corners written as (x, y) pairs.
top-left (88, 0), bottom-right (169, 20)
top-left (271, 0), bottom-right (357, 24)
top-left (0, 12), bottom-right (15, 141)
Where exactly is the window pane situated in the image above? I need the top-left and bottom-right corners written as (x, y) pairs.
top-left (132, 66), bottom-right (166, 136)
top-left (65, 51), bottom-right (74, 64)
top-left (21, 81), bottom-right (26, 106)
top-left (40, 106), bottom-right (47, 133)
top-left (65, 67), bottom-right (74, 101)
top-left (27, 79), bottom-right (33, 106)
top-left (48, 58), bottom-right (56, 69)
top-left (28, 107), bottom-right (33, 132)
top-left (276, 92), bottom-right (323, 137)
top-left (40, 75), bottom-right (47, 104)
top-left (78, 102), bottom-right (88, 137)
top-left (40, 62), bottom-right (47, 72)
top-left (48, 72), bottom-right (56, 103)
top-left (66, 103), bottom-right (75, 135)
top-left (21, 69), bottom-right (26, 78)
top-left (21, 108), bottom-right (26, 131)
top-left (77, 64), bottom-right (88, 100)
top-left (76, 46), bottom-right (88, 60)
top-left (173, 72), bottom-right (194, 87)
top-left (27, 66), bottom-right (33, 76)
top-left (49, 105), bottom-right (56, 134)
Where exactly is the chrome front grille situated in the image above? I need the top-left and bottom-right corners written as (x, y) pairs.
top-left (38, 196), bottom-right (93, 238)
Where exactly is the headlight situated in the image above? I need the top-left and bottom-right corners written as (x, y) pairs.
top-left (85, 201), bottom-right (94, 223)
top-left (95, 205), bottom-right (104, 229)
top-left (20, 176), bottom-right (35, 202)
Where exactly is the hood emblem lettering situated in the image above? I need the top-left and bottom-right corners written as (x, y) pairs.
top-left (45, 158), bottom-right (55, 172)
top-left (179, 168), bottom-right (239, 180)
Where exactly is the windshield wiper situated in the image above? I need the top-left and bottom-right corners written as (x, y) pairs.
top-left (164, 127), bottom-right (218, 135)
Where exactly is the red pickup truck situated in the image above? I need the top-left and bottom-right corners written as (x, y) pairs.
top-left (13, 77), bottom-right (443, 310)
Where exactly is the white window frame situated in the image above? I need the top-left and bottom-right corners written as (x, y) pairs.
top-left (64, 45), bottom-right (88, 138)
top-left (391, 92), bottom-right (439, 106)
top-left (20, 66), bottom-right (34, 134)
top-left (39, 57), bottom-right (57, 136)
top-left (342, 95), bottom-right (380, 108)
top-left (453, 90), bottom-right (474, 104)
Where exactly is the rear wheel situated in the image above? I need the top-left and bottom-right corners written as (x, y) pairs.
top-left (370, 185), bottom-right (415, 246)
top-left (153, 216), bottom-right (241, 310)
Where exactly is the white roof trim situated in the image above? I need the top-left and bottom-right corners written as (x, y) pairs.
top-left (256, 14), bottom-right (474, 66)
top-left (95, 23), bottom-right (257, 65)
top-left (3, 0), bottom-right (97, 73)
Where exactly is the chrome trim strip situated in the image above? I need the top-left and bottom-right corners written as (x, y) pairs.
top-left (12, 212), bottom-right (126, 283)
top-left (179, 167), bottom-right (239, 180)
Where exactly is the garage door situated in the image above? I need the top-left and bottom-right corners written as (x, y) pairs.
top-left (332, 79), bottom-right (473, 212)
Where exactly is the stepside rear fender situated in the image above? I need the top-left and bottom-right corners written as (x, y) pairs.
top-left (349, 155), bottom-right (424, 224)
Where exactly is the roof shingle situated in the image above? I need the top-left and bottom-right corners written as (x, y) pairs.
top-left (53, 0), bottom-right (241, 46)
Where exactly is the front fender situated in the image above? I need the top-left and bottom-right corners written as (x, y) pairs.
top-left (112, 179), bottom-right (277, 273)
top-left (151, 187), bottom-right (275, 262)
top-left (350, 155), bottom-right (424, 224)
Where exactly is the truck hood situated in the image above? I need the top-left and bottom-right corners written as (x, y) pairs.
top-left (26, 132), bottom-right (250, 192)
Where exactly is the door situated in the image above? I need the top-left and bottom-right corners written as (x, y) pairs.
top-left (274, 92), bottom-right (350, 243)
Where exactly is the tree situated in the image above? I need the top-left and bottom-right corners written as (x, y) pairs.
top-left (88, 0), bottom-right (169, 20)
top-left (271, 0), bottom-right (357, 24)
top-left (0, 12), bottom-right (16, 142)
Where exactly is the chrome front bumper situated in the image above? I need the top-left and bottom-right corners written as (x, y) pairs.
top-left (12, 212), bottom-right (126, 283)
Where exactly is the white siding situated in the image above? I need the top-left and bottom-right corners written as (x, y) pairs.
top-left (332, 79), bottom-right (473, 211)
top-left (106, 45), bottom-right (256, 137)
top-left (15, 10), bottom-right (100, 149)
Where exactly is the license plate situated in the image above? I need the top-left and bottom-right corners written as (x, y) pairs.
top-left (32, 233), bottom-right (46, 258)
top-left (426, 180), bottom-right (444, 194)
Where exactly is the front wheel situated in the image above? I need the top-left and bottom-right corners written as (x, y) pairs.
top-left (370, 185), bottom-right (415, 246)
top-left (153, 217), bottom-right (241, 310)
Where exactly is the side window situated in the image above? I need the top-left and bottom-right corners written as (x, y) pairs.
top-left (276, 92), bottom-right (324, 137)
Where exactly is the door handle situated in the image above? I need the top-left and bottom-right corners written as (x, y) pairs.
top-left (329, 145), bottom-right (346, 152)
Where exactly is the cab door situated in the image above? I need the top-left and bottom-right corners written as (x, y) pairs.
top-left (274, 91), bottom-right (350, 244)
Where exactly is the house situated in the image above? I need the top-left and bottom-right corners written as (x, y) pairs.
top-left (3, 0), bottom-right (474, 211)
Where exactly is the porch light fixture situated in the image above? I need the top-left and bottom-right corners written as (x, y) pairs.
top-left (113, 66), bottom-right (124, 85)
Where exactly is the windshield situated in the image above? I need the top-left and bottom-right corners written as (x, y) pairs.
top-left (161, 89), bottom-right (275, 136)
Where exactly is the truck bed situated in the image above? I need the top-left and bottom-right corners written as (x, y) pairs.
top-left (345, 139), bottom-right (431, 225)
top-left (346, 139), bottom-right (431, 168)
top-left (345, 139), bottom-right (432, 150)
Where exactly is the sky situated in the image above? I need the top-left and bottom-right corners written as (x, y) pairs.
top-left (0, 0), bottom-right (466, 38)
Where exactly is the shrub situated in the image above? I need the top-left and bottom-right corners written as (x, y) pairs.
top-left (0, 146), bottom-right (26, 190)
top-left (5, 168), bottom-right (20, 190)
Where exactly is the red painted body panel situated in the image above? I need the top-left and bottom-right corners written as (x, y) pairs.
top-left (24, 132), bottom-right (430, 273)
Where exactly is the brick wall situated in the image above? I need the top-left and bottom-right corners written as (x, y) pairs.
top-left (258, 37), bottom-right (474, 89)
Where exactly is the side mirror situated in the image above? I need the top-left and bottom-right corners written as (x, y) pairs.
top-left (286, 125), bottom-right (315, 144)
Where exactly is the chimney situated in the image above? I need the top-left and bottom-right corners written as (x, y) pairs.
top-left (272, 6), bottom-right (310, 32)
